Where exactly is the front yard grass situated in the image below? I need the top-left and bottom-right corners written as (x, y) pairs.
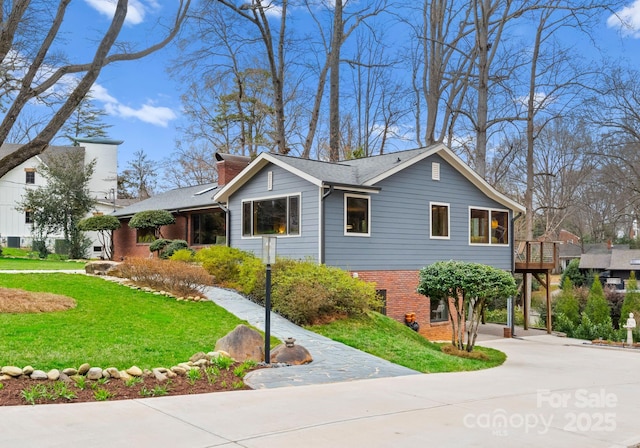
top-left (0, 257), bottom-right (86, 270)
top-left (307, 312), bottom-right (506, 373)
top-left (0, 273), bottom-right (266, 370)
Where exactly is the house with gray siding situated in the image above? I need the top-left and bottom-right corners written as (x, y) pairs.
top-left (213, 143), bottom-right (525, 340)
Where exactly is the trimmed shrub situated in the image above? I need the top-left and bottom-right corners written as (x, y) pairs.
top-left (574, 312), bottom-right (615, 341)
top-left (149, 238), bottom-right (171, 254)
top-left (553, 312), bottom-right (576, 335)
top-left (255, 259), bottom-right (381, 325)
top-left (161, 240), bottom-right (191, 259)
top-left (195, 246), bottom-right (256, 287)
top-left (116, 258), bottom-right (213, 298)
top-left (170, 248), bottom-right (196, 263)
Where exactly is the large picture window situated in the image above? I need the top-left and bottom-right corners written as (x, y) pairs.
top-left (469, 208), bottom-right (509, 245)
top-left (345, 194), bottom-right (370, 236)
top-left (242, 195), bottom-right (300, 237)
top-left (431, 298), bottom-right (448, 322)
top-left (430, 202), bottom-right (449, 239)
top-left (191, 210), bottom-right (226, 245)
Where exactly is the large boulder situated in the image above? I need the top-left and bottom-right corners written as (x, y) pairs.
top-left (215, 324), bottom-right (264, 362)
top-left (270, 338), bottom-right (313, 365)
top-left (85, 261), bottom-right (120, 276)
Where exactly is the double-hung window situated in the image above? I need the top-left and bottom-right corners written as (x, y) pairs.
top-left (345, 194), bottom-right (370, 236)
top-left (430, 202), bottom-right (450, 239)
top-left (242, 195), bottom-right (300, 237)
top-left (469, 207), bottom-right (509, 245)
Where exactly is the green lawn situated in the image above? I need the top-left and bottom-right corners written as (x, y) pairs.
top-left (307, 312), bottom-right (506, 373)
top-left (0, 257), bottom-right (87, 270)
top-left (0, 273), bottom-right (277, 370)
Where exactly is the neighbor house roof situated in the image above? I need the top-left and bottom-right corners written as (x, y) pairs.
top-left (579, 253), bottom-right (611, 270)
top-left (213, 143), bottom-right (525, 213)
top-left (112, 183), bottom-right (220, 218)
top-left (609, 249), bottom-right (640, 271)
top-left (0, 143), bottom-right (85, 167)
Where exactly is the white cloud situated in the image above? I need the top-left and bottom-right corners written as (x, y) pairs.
top-left (607, 0), bottom-right (640, 38)
top-left (516, 92), bottom-right (551, 110)
top-left (93, 82), bottom-right (177, 127)
top-left (84, 0), bottom-right (154, 25)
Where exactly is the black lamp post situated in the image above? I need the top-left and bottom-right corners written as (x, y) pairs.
top-left (262, 236), bottom-right (277, 364)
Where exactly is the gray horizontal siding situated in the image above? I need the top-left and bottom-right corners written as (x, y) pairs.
top-left (228, 164), bottom-right (320, 261)
top-left (324, 154), bottom-right (513, 271)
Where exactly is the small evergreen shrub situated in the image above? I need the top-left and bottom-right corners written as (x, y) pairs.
top-left (574, 312), bottom-right (615, 341)
top-left (170, 248), bottom-right (196, 263)
top-left (560, 259), bottom-right (585, 288)
top-left (584, 275), bottom-right (611, 326)
top-left (553, 312), bottom-right (576, 335)
top-left (250, 259), bottom-right (382, 325)
top-left (196, 246), bottom-right (256, 287)
top-left (553, 278), bottom-right (580, 325)
top-left (149, 238), bottom-right (171, 254)
top-left (161, 240), bottom-right (191, 259)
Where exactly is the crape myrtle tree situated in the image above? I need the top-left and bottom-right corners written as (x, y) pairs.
top-left (77, 215), bottom-right (121, 260)
top-left (0, 0), bottom-right (190, 178)
top-left (418, 260), bottom-right (517, 352)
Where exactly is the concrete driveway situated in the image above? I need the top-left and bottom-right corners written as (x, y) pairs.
top-left (1, 334), bottom-right (639, 447)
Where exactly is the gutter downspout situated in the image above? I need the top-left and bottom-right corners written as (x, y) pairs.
top-left (320, 185), bottom-right (334, 264)
top-left (215, 202), bottom-right (230, 247)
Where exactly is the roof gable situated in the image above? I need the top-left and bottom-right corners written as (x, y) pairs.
top-left (213, 144), bottom-right (525, 213)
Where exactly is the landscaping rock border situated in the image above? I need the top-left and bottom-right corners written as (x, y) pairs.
top-left (0, 350), bottom-right (234, 383)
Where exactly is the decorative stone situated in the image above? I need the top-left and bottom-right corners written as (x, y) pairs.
top-left (189, 352), bottom-right (208, 363)
top-left (78, 363), bottom-right (91, 375)
top-left (105, 368), bottom-right (120, 379)
top-left (86, 367), bottom-right (103, 380)
top-left (102, 369), bottom-right (110, 379)
top-left (270, 338), bottom-right (313, 365)
top-left (119, 370), bottom-right (131, 381)
top-left (47, 369), bottom-right (60, 381)
top-left (62, 368), bottom-right (77, 376)
top-left (193, 359), bottom-right (209, 367)
top-left (126, 366), bottom-right (143, 377)
top-left (58, 372), bottom-right (70, 383)
top-left (215, 324), bottom-right (264, 362)
top-left (0, 374), bottom-right (11, 381)
top-left (166, 370), bottom-right (177, 379)
top-left (30, 370), bottom-right (48, 380)
top-left (152, 368), bottom-right (168, 382)
top-left (22, 365), bottom-right (34, 375)
top-left (1, 366), bottom-right (23, 377)
top-left (171, 366), bottom-right (187, 376)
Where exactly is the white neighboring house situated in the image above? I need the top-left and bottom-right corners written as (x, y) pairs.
top-left (0, 137), bottom-right (123, 258)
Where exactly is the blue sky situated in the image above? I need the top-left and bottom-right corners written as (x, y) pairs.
top-left (61, 0), bottom-right (640, 178)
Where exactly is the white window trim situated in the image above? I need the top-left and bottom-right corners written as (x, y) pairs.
top-left (430, 201), bottom-right (450, 240)
top-left (344, 193), bottom-right (371, 237)
top-left (468, 206), bottom-right (510, 246)
top-left (241, 193), bottom-right (302, 239)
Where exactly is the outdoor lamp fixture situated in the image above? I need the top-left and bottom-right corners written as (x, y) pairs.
top-left (262, 236), bottom-right (277, 364)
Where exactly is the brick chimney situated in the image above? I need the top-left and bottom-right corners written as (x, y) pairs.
top-left (215, 153), bottom-right (251, 186)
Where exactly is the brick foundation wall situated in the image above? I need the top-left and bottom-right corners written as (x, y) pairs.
top-left (353, 270), bottom-right (453, 341)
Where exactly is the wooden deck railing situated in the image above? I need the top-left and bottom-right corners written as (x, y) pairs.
top-left (514, 241), bottom-right (559, 272)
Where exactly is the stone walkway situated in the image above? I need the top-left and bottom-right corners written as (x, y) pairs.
top-left (203, 287), bottom-right (420, 388)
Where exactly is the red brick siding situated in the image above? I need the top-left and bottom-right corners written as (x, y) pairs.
top-left (353, 270), bottom-right (454, 341)
top-left (113, 217), bottom-right (191, 260)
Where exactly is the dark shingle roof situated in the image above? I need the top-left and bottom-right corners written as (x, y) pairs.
top-left (113, 183), bottom-right (219, 218)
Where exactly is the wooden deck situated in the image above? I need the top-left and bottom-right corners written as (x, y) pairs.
top-left (514, 241), bottom-right (559, 273)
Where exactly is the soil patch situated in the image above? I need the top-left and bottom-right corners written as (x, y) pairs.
top-left (0, 363), bottom-right (261, 406)
top-left (0, 288), bottom-right (76, 313)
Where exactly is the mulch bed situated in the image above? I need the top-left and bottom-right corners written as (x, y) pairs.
top-left (0, 365), bottom-right (261, 406)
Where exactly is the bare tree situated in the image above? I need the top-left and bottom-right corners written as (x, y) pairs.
top-left (162, 142), bottom-right (218, 189)
top-left (118, 150), bottom-right (158, 200)
top-left (0, 0), bottom-right (190, 178)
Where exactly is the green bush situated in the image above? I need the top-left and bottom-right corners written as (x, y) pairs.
top-left (161, 240), bottom-right (191, 259)
top-left (149, 238), bottom-right (171, 254)
top-left (622, 272), bottom-right (640, 326)
top-left (170, 248), bottom-right (196, 263)
top-left (195, 246), bottom-right (256, 287)
top-left (258, 259), bottom-right (381, 325)
top-left (32, 240), bottom-right (48, 259)
top-left (553, 277), bottom-right (580, 325)
top-left (553, 312), bottom-right (576, 335)
top-left (484, 308), bottom-right (524, 326)
top-left (574, 312), bottom-right (615, 341)
top-left (584, 275), bottom-right (611, 326)
top-left (560, 259), bottom-right (585, 288)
